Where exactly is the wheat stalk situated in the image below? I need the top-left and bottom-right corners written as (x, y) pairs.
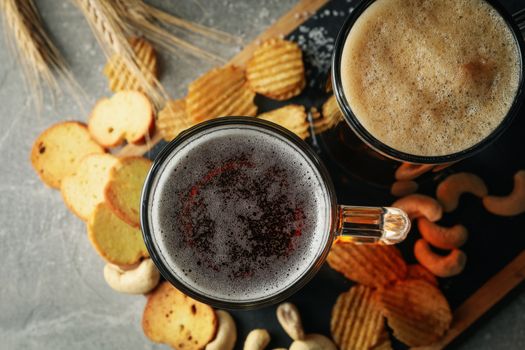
top-left (1, 0), bottom-right (75, 111)
top-left (73, 0), bottom-right (167, 106)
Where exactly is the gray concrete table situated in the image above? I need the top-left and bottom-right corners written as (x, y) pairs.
top-left (0, 1), bottom-right (523, 349)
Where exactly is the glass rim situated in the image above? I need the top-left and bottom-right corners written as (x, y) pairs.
top-left (331, 0), bottom-right (525, 164)
top-left (140, 116), bottom-right (338, 309)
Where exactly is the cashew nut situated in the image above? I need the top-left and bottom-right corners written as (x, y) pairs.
top-left (395, 163), bottom-right (434, 181)
top-left (244, 329), bottom-right (270, 350)
top-left (392, 194), bottom-right (443, 221)
top-left (206, 310), bottom-right (237, 350)
top-left (483, 170), bottom-right (525, 216)
top-left (417, 218), bottom-right (468, 249)
top-left (390, 180), bottom-right (419, 197)
top-left (289, 334), bottom-right (337, 350)
top-left (414, 239), bottom-right (467, 277)
top-left (103, 258), bottom-right (160, 294)
top-left (276, 302), bottom-right (305, 341)
top-left (436, 172), bottom-right (488, 212)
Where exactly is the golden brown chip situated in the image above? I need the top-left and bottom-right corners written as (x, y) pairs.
top-left (327, 242), bottom-right (407, 288)
top-left (406, 264), bottom-right (438, 287)
top-left (103, 37), bottom-right (158, 93)
top-left (142, 282), bottom-right (218, 350)
top-left (186, 65), bottom-right (257, 123)
top-left (246, 38), bottom-right (305, 100)
top-left (157, 99), bottom-right (192, 141)
top-left (376, 280), bottom-right (452, 347)
top-left (312, 95), bottom-right (344, 134)
top-left (258, 105), bottom-right (309, 139)
top-left (371, 328), bottom-right (393, 350)
top-left (331, 285), bottom-right (386, 350)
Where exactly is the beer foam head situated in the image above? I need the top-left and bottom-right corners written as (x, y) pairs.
top-left (146, 122), bottom-right (332, 303)
top-left (340, 0), bottom-right (521, 157)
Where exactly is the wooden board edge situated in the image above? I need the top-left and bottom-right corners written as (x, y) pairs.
top-left (116, 0), bottom-right (329, 158)
top-left (412, 249), bottom-right (525, 350)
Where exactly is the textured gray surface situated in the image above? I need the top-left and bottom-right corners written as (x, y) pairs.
top-left (0, 0), bottom-right (523, 349)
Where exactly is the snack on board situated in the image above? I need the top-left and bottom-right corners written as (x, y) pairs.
top-left (157, 99), bottom-right (191, 141)
top-left (276, 302), bottom-right (305, 341)
top-left (143, 282), bottom-right (218, 350)
top-left (87, 202), bottom-right (149, 266)
top-left (414, 239), bottom-right (467, 278)
top-left (376, 279), bottom-right (452, 347)
top-left (289, 334), bottom-right (337, 350)
top-left (243, 329), bottom-right (270, 350)
top-left (392, 194), bottom-right (443, 221)
top-left (258, 105), bottom-right (308, 139)
top-left (103, 258), bottom-right (160, 295)
top-left (88, 91), bottom-right (155, 148)
top-left (205, 310), bottom-right (237, 350)
top-left (327, 242), bottom-right (407, 287)
top-left (60, 153), bottom-right (118, 220)
top-left (390, 180), bottom-right (418, 197)
top-left (436, 172), bottom-right (488, 212)
top-left (370, 328), bottom-right (392, 350)
top-left (246, 38), bottom-right (305, 100)
top-left (186, 65), bottom-right (257, 123)
top-left (331, 285), bottom-right (385, 350)
top-left (395, 163), bottom-right (434, 181)
top-left (103, 37), bottom-right (158, 93)
top-left (312, 95), bottom-right (343, 134)
top-left (30, 121), bottom-right (105, 189)
top-left (483, 170), bottom-right (525, 216)
top-left (104, 156), bottom-right (152, 228)
top-left (406, 264), bottom-right (438, 287)
top-left (418, 218), bottom-right (468, 250)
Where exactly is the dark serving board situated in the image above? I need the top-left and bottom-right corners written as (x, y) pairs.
top-left (119, 0), bottom-right (525, 348)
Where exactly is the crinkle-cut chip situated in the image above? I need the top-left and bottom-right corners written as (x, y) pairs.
top-left (258, 105), bottom-right (308, 139)
top-left (376, 280), bottom-right (452, 347)
top-left (327, 242), bottom-right (407, 288)
top-left (105, 157), bottom-right (152, 228)
top-left (61, 153), bottom-right (118, 220)
top-left (371, 328), bottom-right (393, 350)
top-left (186, 65), bottom-right (257, 123)
top-left (103, 37), bottom-right (158, 93)
top-left (142, 282), bottom-right (218, 350)
top-left (30, 121), bottom-right (106, 189)
top-left (331, 285), bottom-right (386, 350)
top-left (246, 38), bottom-right (306, 100)
top-left (312, 95), bottom-right (344, 134)
top-left (87, 202), bottom-right (149, 266)
top-left (157, 99), bottom-right (192, 141)
top-left (406, 264), bottom-right (438, 287)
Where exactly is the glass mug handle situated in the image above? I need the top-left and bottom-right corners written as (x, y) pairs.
top-left (335, 206), bottom-right (410, 245)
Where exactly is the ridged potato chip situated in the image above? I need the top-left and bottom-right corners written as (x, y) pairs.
top-left (313, 95), bottom-right (343, 134)
top-left (371, 328), bottom-right (393, 350)
top-left (331, 285), bottom-right (385, 350)
top-left (246, 38), bottom-right (305, 100)
top-left (376, 280), bottom-right (452, 347)
top-left (104, 37), bottom-right (158, 93)
top-left (186, 65), bottom-right (257, 123)
top-left (157, 99), bottom-right (192, 141)
top-left (327, 242), bottom-right (407, 288)
top-left (258, 105), bottom-right (308, 139)
top-left (406, 264), bottom-right (438, 287)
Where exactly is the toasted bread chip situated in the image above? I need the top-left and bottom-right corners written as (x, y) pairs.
top-left (327, 242), bottom-right (407, 288)
top-left (143, 282), bottom-right (218, 350)
top-left (186, 65), bottom-right (257, 123)
top-left (313, 95), bottom-right (343, 134)
top-left (331, 285), bottom-right (385, 350)
top-left (376, 280), bottom-right (452, 347)
top-left (246, 38), bottom-right (306, 100)
top-left (258, 105), bottom-right (308, 139)
top-left (104, 37), bottom-right (158, 93)
top-left (87, 202), bottom-right (149, 266)
top-left (157, 99), bottom-right (192, 141)
top-left (61, 154), bottom-right (118, 220)
top-left (31, 121), bottom-right (105, 189)
top-left (406, 264), bottom-right (438, 286)
top-left (88, 91), bottom-right (155, 148)
top-left (105, 157), bottom-right (152, 227)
